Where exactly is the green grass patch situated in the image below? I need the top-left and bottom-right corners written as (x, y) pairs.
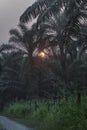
top-left (2, 96), bottom-right (87, 130)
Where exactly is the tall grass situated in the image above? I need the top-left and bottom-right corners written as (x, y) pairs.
top-left (3, 96), bottom-right (87, 130)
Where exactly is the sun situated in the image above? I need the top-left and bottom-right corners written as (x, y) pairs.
top-left (38, 51), bottom-right (46, 58)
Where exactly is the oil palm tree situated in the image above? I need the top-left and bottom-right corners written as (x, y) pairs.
top-left (9, 23), bottom-right (39, 98)
top-left (9, 24), bottom-right (28, 51)
top-left (9, 23), bottom-right (38, 62)
top-left (36, 1), bottom-right (87, 103)
top-left (20, 0), bottom-right (87, 68)
top-left (0, 44), bottom-right (26, 104)
top-left (20, 0), bottom-right (87, 101)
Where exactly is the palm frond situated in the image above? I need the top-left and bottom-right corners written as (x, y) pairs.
top-left (13, 52), bottom-right (28, 63)
top-left (20, 0), bottom-right (49, 23)
top-left (11, 50), bottom-right (26, 56)
top-left (0, 44), bottom-right (16, 52)
top-left (18, 24), bottom-right (28, 35)
top-left (9, 36), bottom-right (22, 43)
top-left (9, 29), bottom-right (23, 40)
top-left (37, 0), bottom-right (78, 25)
top-left (9, 38), bottom-right (28, 53)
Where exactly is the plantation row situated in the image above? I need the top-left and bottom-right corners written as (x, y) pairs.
top-left (0, 0), bottom-right (87, 105)
top-left (0, 1), bottom-right (87, 129)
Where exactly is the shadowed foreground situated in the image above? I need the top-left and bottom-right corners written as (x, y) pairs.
top-left (0, 116), bottom-right (35, 130)
top-left (0, 122), bottom-right (5, 130)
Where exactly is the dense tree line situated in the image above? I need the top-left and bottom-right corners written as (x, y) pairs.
top-left (0, 0), bottom-right (87, 106)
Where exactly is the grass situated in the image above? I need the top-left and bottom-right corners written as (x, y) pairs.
top-left (2, 96), bottom-right (87, 130)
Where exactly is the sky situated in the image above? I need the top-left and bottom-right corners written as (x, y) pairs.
top-left (0, 0), bottom-right (35, 43)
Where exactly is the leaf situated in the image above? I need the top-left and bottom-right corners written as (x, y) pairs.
top-left (20, 0), bottom-right (49, 23)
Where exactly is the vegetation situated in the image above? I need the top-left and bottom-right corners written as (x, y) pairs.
top-left (0, 0), bottom-right (87, 129)
top-left (3, 96), bottom-right (87, 130)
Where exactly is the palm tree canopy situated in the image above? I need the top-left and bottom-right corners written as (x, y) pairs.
top-left (20, 0), bottom-right (87, 27)
top-left (20, 0), bottom-right (55, 23)
top-left (9, 23), bottom-right (38, 58)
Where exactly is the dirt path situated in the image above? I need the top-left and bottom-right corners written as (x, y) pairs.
top-left (0, 116), bottom-right (35, 130)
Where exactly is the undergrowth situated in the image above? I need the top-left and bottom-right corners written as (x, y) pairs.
top-left (3, 96), bottom-right (87, 130)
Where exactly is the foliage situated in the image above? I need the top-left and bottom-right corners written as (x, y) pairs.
top-left (0, 0), bottom-right (87, 108)
top-left (3, 96), bottom-right (87, 130)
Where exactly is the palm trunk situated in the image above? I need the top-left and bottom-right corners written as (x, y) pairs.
top-left (76, 92), bottom-right (81, 106)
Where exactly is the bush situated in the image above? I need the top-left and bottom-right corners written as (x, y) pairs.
top-left (3, 96), bottom-right (87, 130)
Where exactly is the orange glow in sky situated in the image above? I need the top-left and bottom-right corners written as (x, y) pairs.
top-left (38, 52), bottom-right (46, 58)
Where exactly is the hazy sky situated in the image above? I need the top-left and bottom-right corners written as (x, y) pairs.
top-left (0, 0), bottom-right (35, 43)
